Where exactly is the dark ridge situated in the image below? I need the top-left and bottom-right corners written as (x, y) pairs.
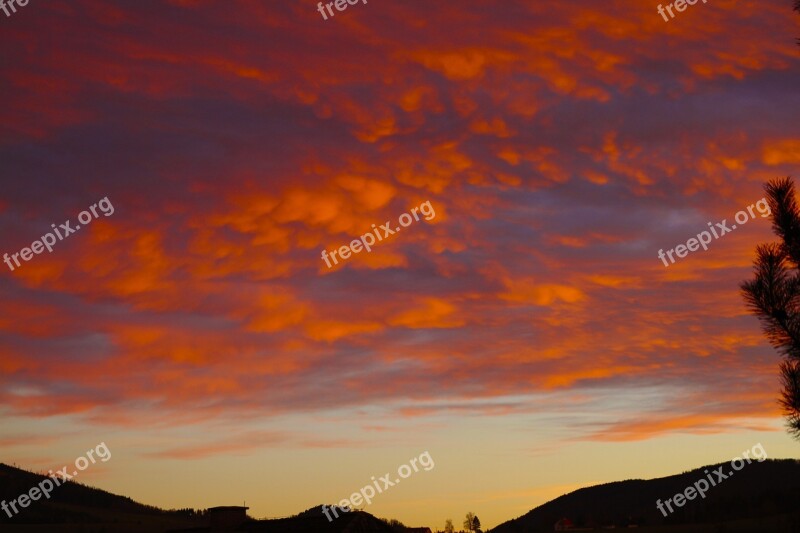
top-left (490, 458), bottom-right (800, 533)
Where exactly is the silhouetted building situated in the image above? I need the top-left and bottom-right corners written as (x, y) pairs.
top-left (208, 506), bottom-right (249, 529)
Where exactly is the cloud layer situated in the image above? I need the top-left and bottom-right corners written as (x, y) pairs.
top-left (1, 0), bottom-right (799, 464)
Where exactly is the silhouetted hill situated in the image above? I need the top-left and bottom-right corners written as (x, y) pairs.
top-left (490, 458), bottom-right (800, 533)
top-left (7, 458), bottom-right (799, 532)
top-left (0, 464), bottom-right (412, 532)
top-left (0, 462), bottom-right (202, 531)
top-left (240, 505), bottom-right (397, 532)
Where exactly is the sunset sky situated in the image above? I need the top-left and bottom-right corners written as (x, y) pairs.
top-left (2, 0), bottom-right (800, 529)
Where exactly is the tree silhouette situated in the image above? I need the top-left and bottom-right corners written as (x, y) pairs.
top-left (444, 518), bottom-right (455, 533)
top-left (464, 512), bottom-right (476, 532)
top-left (741, 177), bottom-right (800, 440)
top-left (380, 517), bottom-right (406, 531)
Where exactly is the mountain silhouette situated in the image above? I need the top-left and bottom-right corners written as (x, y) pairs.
top-left (490, 458), bottom-right (800, 532)
top-left (0, 462), bottom-right (204, 531)
top-left (4, 459), bottom-right (800, 532)
top-left (238, 505), bottom-right (397, 532)
top-left (0, 463), bottom-right (405, 531)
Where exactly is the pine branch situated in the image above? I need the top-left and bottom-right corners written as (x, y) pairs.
top-left (741, 244), bottom-right (800, 361)
top-left (742, 177), bottom-right (800, 442)
top-left (765, 177), bottom-right (800, 266)
top-left (779, 360), bottom-right (800, 439)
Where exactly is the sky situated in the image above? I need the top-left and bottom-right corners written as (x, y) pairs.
top-left (1, 0), bottom-right (800, 529)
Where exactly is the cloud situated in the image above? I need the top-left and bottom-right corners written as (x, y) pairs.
top-left (0, 0), bottom-right (797, 450)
